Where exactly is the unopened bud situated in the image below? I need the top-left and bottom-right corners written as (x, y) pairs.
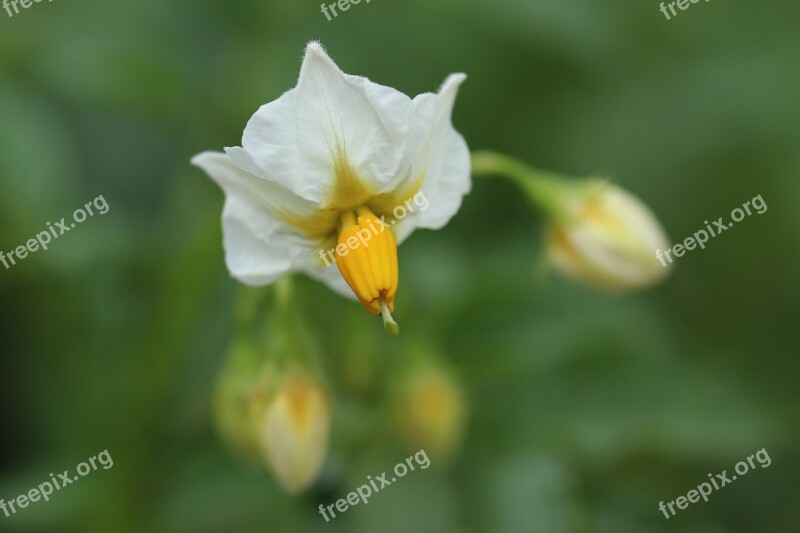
top-left (393, 361), bottom-right (467, 460)
top-left (548, 180), bottom-right (671, 291)
top-left (258, 369), bottom-right (330, 493)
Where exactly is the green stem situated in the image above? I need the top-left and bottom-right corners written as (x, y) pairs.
top-left (471, 150), bottom-right (581, 220)
top-left (229, 277), bottom-right (297, 369)
top-left (275, 275), bottom-right (294, 306)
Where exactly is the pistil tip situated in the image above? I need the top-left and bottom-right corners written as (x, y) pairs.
top-left (379, 297), bottom-right (400, 337)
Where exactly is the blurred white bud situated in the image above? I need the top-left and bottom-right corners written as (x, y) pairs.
top-left (393, 362), bottom-right (467, 460)
top-left (548, 180), bottom-right (671, 291)
top-left (258, 369), bottom-right (330, 493)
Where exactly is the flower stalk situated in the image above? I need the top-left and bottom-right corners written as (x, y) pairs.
top-left (471, 150), bottom-right (672, 291)
top-left (214, 280), bottom-right (332, 493)
top-left (471, 150), bottom-right (581, 220)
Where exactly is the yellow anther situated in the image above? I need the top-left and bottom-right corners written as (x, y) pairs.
top-left (335, 206), bottom-right (399, 334)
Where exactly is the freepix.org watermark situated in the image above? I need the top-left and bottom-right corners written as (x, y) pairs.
top-left (319, 449), bottom-right (430, 522)
top-left (1, 450), bottom-right (114, 520)
top-left (658, 0), bottom-right (711, 21)
top-left (1, 195), bottom-right (110, 271)
top-left (656, 194), bottom-right (766, 267)
top-left (659, 448), bottom-right (771, 519)
top-left (2, 0), bottom-right (55, 18)
top-left (320, 0), bottom-right (371, 22)
top-left (318, 191), bottom-right (429, 267)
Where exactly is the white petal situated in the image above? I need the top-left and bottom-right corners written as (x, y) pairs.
top-left (223, 145), bottom-right (322, 220)
top-left (191, 151), bottom-right (310, 285)
top-left (236, 42), bottom-right (414, 205)
top-left (392, 74), bottom-right (472, 243)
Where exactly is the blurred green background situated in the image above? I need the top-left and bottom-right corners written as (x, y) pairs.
top-left (1, 0), bottom-right (798, 531)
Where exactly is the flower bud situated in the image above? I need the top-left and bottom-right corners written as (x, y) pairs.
top-left (213, 340), bottom-right (264, 461)
top-left (257, 368), bottom-right (330, 493)
top-left (392, 360), bottom-right (467, 460)
top-left (547, 180), bottom-right (671, 291)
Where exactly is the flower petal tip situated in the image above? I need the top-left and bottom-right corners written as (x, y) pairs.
top-left (299, 41), bottom-right (342, 83)
top-left (303, 41), bottom-right (333, 66)
top-left (305, 40), bottom-right (326, 55)
top-left (443, 73), bottom-right (467, 87)
top-left (190, 151), bottom-right (215, 168)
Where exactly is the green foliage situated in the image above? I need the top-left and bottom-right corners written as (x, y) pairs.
top-left (1, 0), bottom-right (798, 531)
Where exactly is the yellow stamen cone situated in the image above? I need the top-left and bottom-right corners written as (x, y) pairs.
top-left (335, 207), bottom-right (399, 335)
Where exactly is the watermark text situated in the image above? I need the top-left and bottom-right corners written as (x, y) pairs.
top-left (1, 195), bottom-right (110, 271)
top-left (1, 450), bottom-right (114, 520)
top-left (319, 449), bottom-right (430, 522)
top-left (659, 448), bottom-right (771, 519)
top-left (656, 194), bottom-right (766, 267)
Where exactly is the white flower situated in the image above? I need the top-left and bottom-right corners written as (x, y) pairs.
top-left (192, 42), bottom-right (470, 332)
top-left (547, 180), bottom-right (671, 291)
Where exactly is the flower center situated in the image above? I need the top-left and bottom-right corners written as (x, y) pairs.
top-left (335, 206), bottom-right (399, 335)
